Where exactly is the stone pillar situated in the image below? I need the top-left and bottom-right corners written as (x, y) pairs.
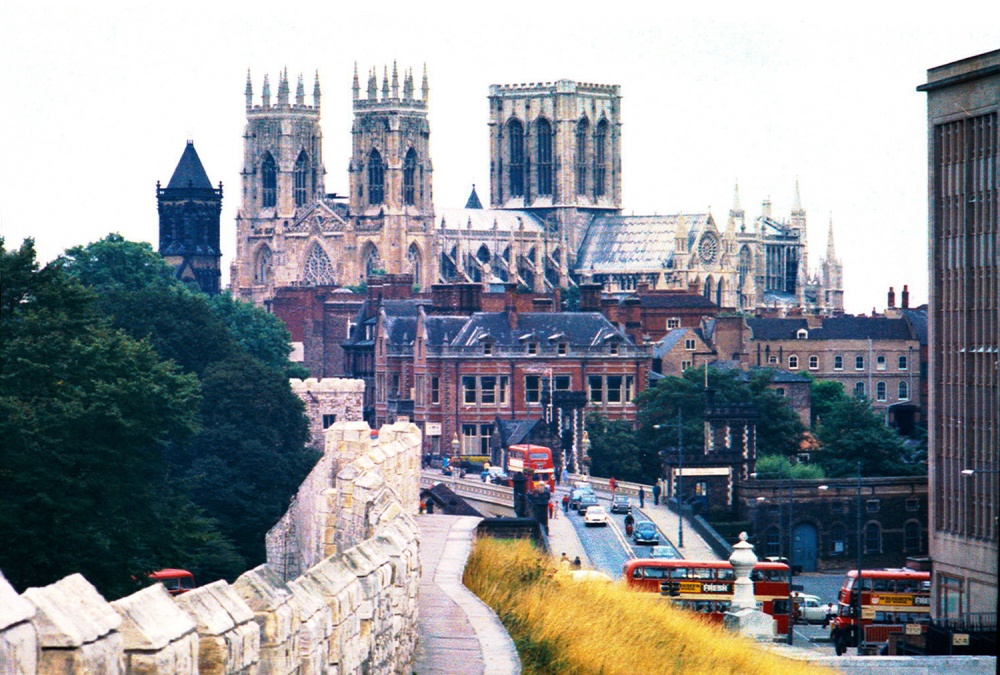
top-left (723, 532), bottom-right (775, 640)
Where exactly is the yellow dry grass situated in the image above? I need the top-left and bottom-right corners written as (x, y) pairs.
top-left (463, 538), bottom-right (836, 675)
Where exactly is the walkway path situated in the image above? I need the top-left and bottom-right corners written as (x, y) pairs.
top-left (413, 514), bottom-right (521, 675)
top-left (639, 499), bottom-right (723, 560)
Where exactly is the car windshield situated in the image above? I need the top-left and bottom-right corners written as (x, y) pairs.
top-left (637, 523), bottom-right (654, 533)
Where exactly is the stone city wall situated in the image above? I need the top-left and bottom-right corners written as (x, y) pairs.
top-left (290, 378), bottom-right (365, 450)
top-left (0, 420), bottom-right (422, 675)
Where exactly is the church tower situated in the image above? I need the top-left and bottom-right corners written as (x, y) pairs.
top-left (821, 215), bottom-right (844, 314)
top-left (348, 62), bottom-right (435, 282)
top-left (157, 141), bottom-right (222, 295)
top-left (488, 80), bottom-right (622, 264)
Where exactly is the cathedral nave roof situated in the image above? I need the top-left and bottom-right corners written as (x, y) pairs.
top-left (437, 208), bottom-right (546, 233)
top-left (576, 214), bottom-right (712, 273)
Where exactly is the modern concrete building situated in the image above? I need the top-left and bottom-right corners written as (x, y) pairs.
top-left (918, 49), bottom-right (999, 625)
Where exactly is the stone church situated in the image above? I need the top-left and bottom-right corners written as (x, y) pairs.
top-left (225, 65), bottom-right (844, 315)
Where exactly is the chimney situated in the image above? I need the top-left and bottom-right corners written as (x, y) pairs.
top-left (887, 286), bottom-right (896, 308)
top-left (901, 284), bottom-right (910, 309)
top-left (507, 302), bottom-right (518, 329)
top-left (579, 283), bottom-right (602, 311)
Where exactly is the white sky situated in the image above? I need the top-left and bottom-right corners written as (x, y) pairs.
top-left (1, 1), bottom-right (997, 314)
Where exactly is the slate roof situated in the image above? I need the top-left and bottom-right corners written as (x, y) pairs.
top-left (652, 328), bottom-right (690, 358)
top-left (465, 185), bottom-right (484, 209)
top-left (437, 208), bottom-right (546, 233)
top-left (441, 312), bottom-right (628, 348)
top-left (576, 214), bottom-right (712, 273)
top-left (747, 316), bottom-right (916, 341)
top-left (901, 307), bottom-right (928, 345)
top-left (495, 418), bottom-right (543, 447)
top-left (638, 293), bottom-right (718, 310)
top-left (166, 141), bottom-right (213, 190)
top-left (422, 316), bottom-right (471, 346)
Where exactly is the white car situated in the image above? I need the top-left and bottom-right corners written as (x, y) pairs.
top-left (793, 594), bottom-right (832, 624)
top-left (584, 506), bottom-right (609, 526)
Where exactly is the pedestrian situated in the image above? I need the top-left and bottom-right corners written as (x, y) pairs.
top-left (548, 501), bottom-right (555, 519)
top-left (638, 486), bottom-right (645, 508)
top-left (609, 476), bottom-right (617, 494)
top-left (560, 552), bottom-right (571, 568)
top-left (652, 482), bottom-right (661, 506)
top-left (561, 467), bottom-right (570, 484)
top-left (572, 556), bottom-right (582, 569)
top-left (562, 493), bottom-right (569, 512)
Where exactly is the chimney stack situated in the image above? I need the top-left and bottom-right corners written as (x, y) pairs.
top-left (887, 286), bottom-right (896, 308)
top-left (902, 284), bottom-right (910, 309)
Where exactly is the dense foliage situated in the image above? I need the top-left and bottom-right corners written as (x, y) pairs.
top-left (0, 235), bottom-right (317, 597)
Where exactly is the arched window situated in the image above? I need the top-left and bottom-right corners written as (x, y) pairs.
top-left (594, 119), bottom-right (608, 197)
top-left (294, 151), bottom-right (309, 206)
top-left (508, 119), bottom-right (525, 198)
top-left (575, 118), bottom-right (589, 195)
top-left (367, 149), bottom-right (385, 205)
top-left (898, 380), bottom-right (909, 401)
top-left (407, 243), bottom-right (422, 284)
top-left (261, 153), bottom-right (277, 208)
top-left (476, 245), bottom-right (491, 264)
top-left (855, 381), bottom-right (866, 398)
top-left (716, 277), bottom-right (724, 306)
top-left (254, 246), bottom-right (272, 284)
top-left (703, 276), bottom-right (713, 301)
top-left (904, 520), bottom-right (922, 552)
top-left (876, 381), bottom-right (887, 401)
top-left (789, 355), bottom-right (799, 369)
top-left (536, 118), bottom-right (553, 196)
top-left (864, 522), bottom-right (881, 554)
top-left (303, 243), bottom-right (336, 286)
top-left (403, 148), bottom-right (417, 206)
top-left (363, 243), bottom-right (382, 278)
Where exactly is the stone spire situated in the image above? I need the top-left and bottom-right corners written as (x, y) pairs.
top-left (421, 63), bottom-right (429, 101)
top-left (277, 67), bottom-right (290, 106)
top-left (296, 73), bottom-right (305, 105)
top-left (262, 73), bottom-right (271, 107)
top-left (381, 66), bottom-right (389, 100)
top-left (403, 67), bottom-right (414, 99)
top-left (728, 181), bottom-right (745, 232)
top-left (352, 62), bottom-right (360, 100)
top-left (245, 69), bottom-right (253, 109)
top-left (313, 70), bottom-right (321, 109)
top-left (367, 67), bottom-right (377, 99)
top-left (391, 60), bottom-right (399, 99)
top-left (826, 213), bottom-right (837, 259)
top-left (791, 178), bottom-right (804, 216)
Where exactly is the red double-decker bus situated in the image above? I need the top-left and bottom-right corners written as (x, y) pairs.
top-left (622, 559), bottom-right (793, 634)
top-left (832, 568), bottom-right (930, 653)
top-left (507, 444), bottom-right (555, 492)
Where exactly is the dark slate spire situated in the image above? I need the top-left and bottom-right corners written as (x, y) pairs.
top-left (465, 184), bottom-right (483, 209)
top-left (167, 141), bottom-right (213, 189)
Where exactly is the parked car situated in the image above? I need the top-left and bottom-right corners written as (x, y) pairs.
top-left (793, 594), bottom-right (829, 624)
top-left (577, 494), bottom-right (600, 515)
top-left (632, 521), bottom-right (659, 545)
top-left (610, 495), bottom-right (632, 514)
top-left (584, 506), bottom-right (610, 526)
top-left (569, 489), bottom-right (587, 511)
top-left (648, 545), bottom-right (678, 559)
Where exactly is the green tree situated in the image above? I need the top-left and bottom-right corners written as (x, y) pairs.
top-left (585, 414), bottom-right (645, 482)
top-left (814, 395), bottom-right (922, 477)
top-left (809, 377), bottom-right (847, 429)
top-left (753, 454), bottom-right (826, 480)
top-left (209, 292), bottom-right (309, 378)
top-left (0, 238), bottom-right (215, 598)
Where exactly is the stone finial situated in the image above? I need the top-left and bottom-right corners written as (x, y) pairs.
top-left (245, 69), bottom-right (253, 109)
top-left (278, 67), bottom-right (290, 106)
top-left (262, 73), bottom-right (271, 107)
top-left (421, 63), bottom-right (429, 101)
top-left (391, 60), bottom-right (399, 99)
top-left (296, 73), bottom-right (305, 105)
top-left (314, 69), bottom-right (322, 108)
top-left (352, 62), bottom-right (359, 100)
top-left (367, 67), bottom-right (377, 100)
top-left (381, 66), bottom-right (389, 100)
top-left (728, 531), bottom-right (759, 611)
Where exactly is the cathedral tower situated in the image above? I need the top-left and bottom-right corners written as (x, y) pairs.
top-left (488, 80), bottom-right (622, 263)
top-left (349, 62), bottom-right (435, 280)
top-left (820, 215), bottom-right (844, 314)
top-left (157, 141), bottom-right (222, 295)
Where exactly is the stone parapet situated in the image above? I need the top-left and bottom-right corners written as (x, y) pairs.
top-left (110, 584), bottom-right (199, 675)
top-left (0, 571), bottom-right (38, 675)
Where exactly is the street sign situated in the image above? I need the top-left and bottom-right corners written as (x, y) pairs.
top-left (952, 633), bottom-right (970, 646)
top-left (905, 624), bottom-right (922, 636)
top-left (426, 423), bottom-right (441, 436)
top-left (861, 607), bottom-right (876, 620)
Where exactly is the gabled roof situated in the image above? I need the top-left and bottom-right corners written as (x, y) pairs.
top-left (747, 316), bottom-right (916, 341)
top-left (577, 214), bottom-right (713, 273)
top-left (465, 185), bottom-right (484, 209)
top-left (166, 141), bottom-right (213, 189)
top-left (746, 318), bottom-right (809, 340)
top-left (637, 293), bottom-right (717, 310)
top-left (495, 418), bottom-right (543, 447)
top-left (652, 328), bottom-right (691, 358)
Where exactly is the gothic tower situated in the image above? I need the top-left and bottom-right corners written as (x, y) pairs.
top-left (231, 68), bottom-right (326, 304)
top-left (488, 80), bottom-right (622, 264)
top-left (821, 215), bottom-right (844, 314)
top-left (349, 62), bottom-right (435, 283)
top-left (157, 141), bottom-right (223, 295)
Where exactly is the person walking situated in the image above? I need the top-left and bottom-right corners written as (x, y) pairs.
top-left (572, 556), bottom-right (582, 569)
top-left (652, 482), bottom-right (661, 506)
top-left (562, 493), bottom-right (570, 512)
top-left (638, 486), bottom-right (646, 508)
top-left (560, 552), bottom-right (571, 569)
top-left (609, 476), bottom-right (617, 495)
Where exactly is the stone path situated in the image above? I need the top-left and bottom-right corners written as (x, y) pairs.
top-left (413, 515), bottom-right (521, 675)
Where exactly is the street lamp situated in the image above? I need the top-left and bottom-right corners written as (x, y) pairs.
top-left (855, 460), bottom-right (864, 656)
top-left (751, 471), bottom-right (796, 646)
top-left (654, 410), bottom-right (684, 549)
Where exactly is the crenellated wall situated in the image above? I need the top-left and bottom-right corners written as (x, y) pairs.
top-left (0, 419), bottom-right (423, 675)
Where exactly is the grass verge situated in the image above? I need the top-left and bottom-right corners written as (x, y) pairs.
top-left (463, 538), bottom-right (835, 675)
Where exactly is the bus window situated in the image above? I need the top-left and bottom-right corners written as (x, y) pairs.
top-left (773, 599), bottom-right (790, 615)
top-left (692, 567), bottom-right (713, 580)
top-left (872, 579), bottom-right (891, 592)
top-left (717, 568), bottom-right (735, 581)
top-left (750, 570), bottom-right (763, 582)
top-left (631, 568), bottom-right (642, 579)
top-left (645, 567), bottom-right (665, 579)
top-left (669, 568), bottom-right (687, 579)
top-left (861, 578), bottom-right (873, 591)
top-left (898, 580), bottom-right (915, 592)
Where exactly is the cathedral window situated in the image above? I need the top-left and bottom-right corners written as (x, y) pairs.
top-left (594, 119), bottom-right (608, 197)
top-left (407, 243), bottom-right (422, 284)
top-left (367, 149), bottom-right (385, 205)
top-left (536, 118), bottom-right (553, 196)
top-left (294, 151), bottom-right (309, 206)
top-left (576, 118), bottom-right (589, 195)
top-left (403, 148), bottom-right (417, 205)
top-left (303, 244), bottom-right (336, 285)
top-left (363, 244), bottom-right (383, 278)
top-left (254, 247), bottom-right (273, 284)
top-left (261, 153), bottom-right (277, 208)
top-left (507, 119), bottom-right (525, 197)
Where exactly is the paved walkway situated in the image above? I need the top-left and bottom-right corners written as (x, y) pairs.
top-left (413, 514), bottom-right (521, 675)
top-left (639, 499), bottom-right (723, 560)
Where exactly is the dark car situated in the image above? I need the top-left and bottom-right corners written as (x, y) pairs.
top-left (632, 521), bottom-right (659, 545)
top-left (610, 495), bottom-right (632, 514)
top-left (577, 493), bottom-right (599, 515)
top-left (569, 489), bottom-right (587, 511)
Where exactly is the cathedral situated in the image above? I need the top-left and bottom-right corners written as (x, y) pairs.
top-left (224, 64), bottom-right (844, 315)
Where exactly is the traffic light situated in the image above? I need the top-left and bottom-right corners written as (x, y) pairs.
top-left (660, 580), bottom-right (680, 597)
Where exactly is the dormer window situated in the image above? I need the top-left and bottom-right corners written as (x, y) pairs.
top-left (796, 328), bottom-right (808, 339)
top-left (483, 342), bottom-right (493, 356)
top-left (527, 342), bottom-right (538, 355)
top-left (609, 342), bottom-right (619, 355)
top-left (557, 342), bottom-right (568, 356)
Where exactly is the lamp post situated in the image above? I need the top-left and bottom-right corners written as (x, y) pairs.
top-left (653, 409), bottom-right (684, 549)
top-left (856, 460), bottom-right (864, 655)
top-left (787, 473), bottom-right (795, 646)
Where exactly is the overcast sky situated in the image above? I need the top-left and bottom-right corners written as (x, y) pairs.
top-left (1, 1), bottom-right (997, 314)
